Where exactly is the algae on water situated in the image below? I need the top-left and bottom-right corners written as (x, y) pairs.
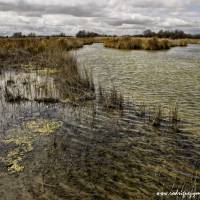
top-left (24, 119), bottom-right (62, 135)
top-left (1, 119), bottom-right (62, 174)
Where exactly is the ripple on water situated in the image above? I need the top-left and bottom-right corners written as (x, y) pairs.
top-left (76, 44), bottom-right (200, 134)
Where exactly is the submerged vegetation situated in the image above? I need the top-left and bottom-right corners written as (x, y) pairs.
top-left (2, 119), bottom-right (62, 173)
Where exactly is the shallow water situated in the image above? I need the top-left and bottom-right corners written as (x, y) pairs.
top-left (76, 44), bottom-right (200, 134)
top-left (0, 45), bottom-right (199, 199)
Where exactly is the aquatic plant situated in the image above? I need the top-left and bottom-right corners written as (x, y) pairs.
top-left (98, 86), bottom-right (124, 111)
top-left (1, 119), bottom-right (62, 174)
top-left (24, 119), bottom-right (62, 135)
top-left (169, 103), bottom-right (179, 131)
top-left (151, 105), bottom-right (162, 127)
top-left (4, 85), bottom-right (28, 103)
top-left (55, 53), bottom-right (95, 102)
top-left (136, 102), bottom-right (146, 117)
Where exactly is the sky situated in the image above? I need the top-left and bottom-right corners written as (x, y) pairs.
top-left (0, 0), bottom-right (200, 36)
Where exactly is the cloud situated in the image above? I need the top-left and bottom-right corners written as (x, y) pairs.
top-left (0, 0), bottom-right (199, 35)
top-left (104, 15), bottom-right (157, 27)
top-left (0, 1), bottom-right (106, 17)
top-left (161, 18), bottom-right (193, 28)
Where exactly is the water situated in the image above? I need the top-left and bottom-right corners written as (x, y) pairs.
top-left (76, 44), bottom-right (200, 135)
top-left (0, 44), bottom-right (199, 199)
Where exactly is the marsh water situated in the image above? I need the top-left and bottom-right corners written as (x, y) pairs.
top-left (0, 44), bottom-right (199, 199)
top-left (76, 44), bottom-right (200, 135)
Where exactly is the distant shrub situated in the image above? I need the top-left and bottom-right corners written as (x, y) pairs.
top-left (76, 30), bottom-right (100, 38)
top-left (12, 32), bottom-right (24, 38)
top-left (27, 33), bottom-right (36, 37)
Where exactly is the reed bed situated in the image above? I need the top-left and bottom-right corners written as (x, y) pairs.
top-left (0, 36), bottom-right (181, 131)
top-left (186, 39), bottom-right (200, 44)
top-left (55, 54), bottom-right (95, 102)
top-left (0, 37), bottom-right (94, 64)
top-left (2, 52), bottom-right (95, 104)
top-left (104, 37), bottom-right (188, 50)
top-left (0, 37), bottom-right (95, 103)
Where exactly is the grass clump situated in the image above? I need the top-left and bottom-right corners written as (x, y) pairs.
top-left (104, 37), bottom-right (143, 49)
top-left (136, 102), bottom-right (146, 117)
top-left (98, 86), bottom-right (124, 111)
top-left (0, 37), bottom-right (94, 65)
top-left (169, 103), bottom-right (180, 131)
top-left (56, 54), bottom-right (95, 102)
top-left (104, 37), bottom-right (188, 50)
top-left (143, 38), bottom-right (170, 50)
top-left (151, 105), bottom-right (162, 127)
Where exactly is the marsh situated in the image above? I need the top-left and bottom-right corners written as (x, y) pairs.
top-left (0, 39), bottom-right (199, 199)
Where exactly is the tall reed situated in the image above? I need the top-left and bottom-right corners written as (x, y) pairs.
top-left (98, 86), bottom-right (124, 111)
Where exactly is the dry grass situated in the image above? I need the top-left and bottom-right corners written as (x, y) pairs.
top-left (55, 53), bottom-right (95, 102)
top-left (0, 37), bottom-right (94, 63)
top-left (186, 39), bottom-right (200, 44)
top-left (169, 39), bottom-right (188, 47)
top-left (169, 103), bottom-right (179, 131)
top-left (98, 86), bottom-right (124, 111)
top-left (151, 105), bottom-right (162, 127)
top-left (0, 37), bottom-right (95, 103)
top-left (3, 51), bottom-right (95, 104)
top-left (103, 37), bottom-right (188, 50)
top-left (0, 36), bottom-right (182, 130)
top-left (136, 102), bottom-right (146, 117)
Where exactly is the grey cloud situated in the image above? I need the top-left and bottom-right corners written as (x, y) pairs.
top-left (0, 1), bottom-right (105, 17)
top-left (0, 0), bottom-right (199, 35)
top-left (104, 17), bottom-right (155, 26)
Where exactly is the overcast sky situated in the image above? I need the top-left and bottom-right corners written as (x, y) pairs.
top-left (0, 0), bottom-right (200, 36)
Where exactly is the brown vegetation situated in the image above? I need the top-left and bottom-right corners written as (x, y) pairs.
top-left (0, 36), bottom-right (181, 130)
top-left (103, 37), bottom-right (188, 50)
top-left (0, 37), bottom-right (94, 64)
top-left (98, 86), bottom-right (124, 111)
top-left (0, 37), bottom-right (95, 103)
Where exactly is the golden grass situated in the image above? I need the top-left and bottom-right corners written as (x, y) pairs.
top-left (55, 53), bottom-right (95, 102)
top-left (186, 39), bottom-right (200, 44)
top-left (103, 37), bottom-right (188, 50)
top-left (0, 37), bottom-right (94, 60)
top-left (1, 37), bottom-right (95, 103)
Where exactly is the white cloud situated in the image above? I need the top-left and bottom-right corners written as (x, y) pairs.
top-left (161, 18), bottom-right (192, 27)
top-left (0, 0), bottom-right (199, 35)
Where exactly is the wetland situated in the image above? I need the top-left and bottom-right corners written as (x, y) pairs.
top-left (0, 38), bottom-right (199, 199)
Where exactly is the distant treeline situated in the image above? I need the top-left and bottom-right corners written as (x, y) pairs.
top-left (75, 30), bottom-right (117, 38)
top-left (1, 29), bottom-right (200, 39)
top-left (137, 29), bottom-right (200, 39)
top-left (76, 29), bottom-right (200, 39)
top-left (0, 31), bottom-right (111, 38)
